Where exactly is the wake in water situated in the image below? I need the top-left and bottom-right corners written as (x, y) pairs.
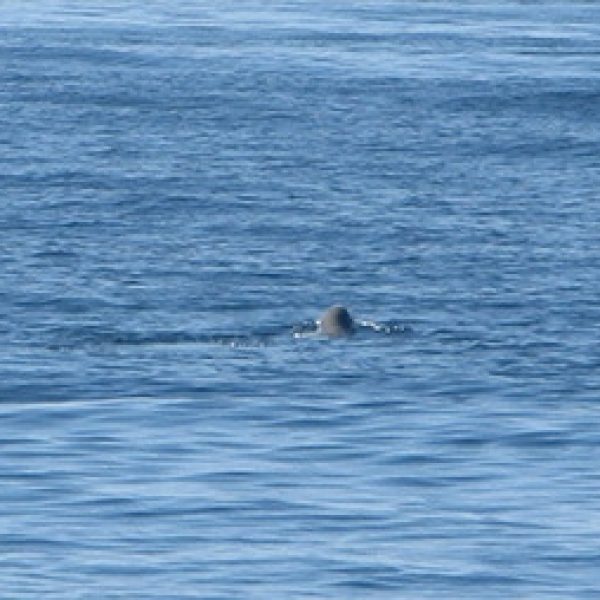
top-left (47, 317), bottom-right (411, 351)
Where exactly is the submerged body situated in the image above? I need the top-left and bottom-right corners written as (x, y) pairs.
top-left (318, 305), bottom-right (354, 337)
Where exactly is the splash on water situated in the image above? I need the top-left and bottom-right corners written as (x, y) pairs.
top-left (292, 318), bottom-right (411, 339)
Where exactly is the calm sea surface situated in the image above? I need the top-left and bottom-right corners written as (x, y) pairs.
top-left (2, 1), bottom-right (600, 597)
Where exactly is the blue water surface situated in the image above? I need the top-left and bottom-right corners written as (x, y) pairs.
top-left (2, 1), bottom-right (600, 598)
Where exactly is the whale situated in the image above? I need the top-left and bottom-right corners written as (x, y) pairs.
top-left (318, 305), bottom-right (354, 337)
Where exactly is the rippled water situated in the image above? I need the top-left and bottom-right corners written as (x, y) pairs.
top-left (2, 1), bottom-right (600, 597)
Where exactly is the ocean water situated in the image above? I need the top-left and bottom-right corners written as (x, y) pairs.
top-left (2, 1), bottom-right (600, 597)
